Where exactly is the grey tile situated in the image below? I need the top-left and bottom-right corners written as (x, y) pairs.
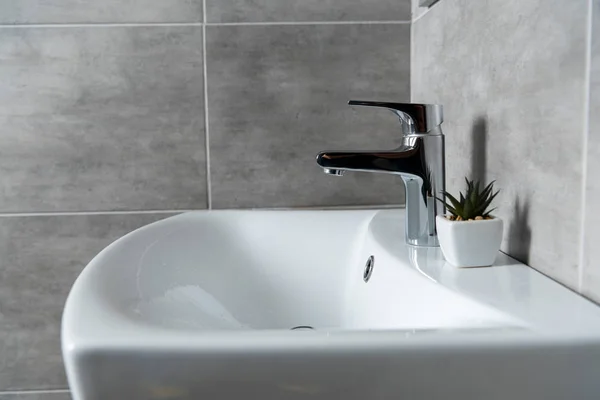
top-left (0, 213), bottom-right (174, 391)
top-left (206, 0), bottom-right (411, 23)
top-left (0, 27), bottom-right (207, 212)
top-left (206, 24), bottom-right (410, 208)
top-left (0, 1), bottom-right (202, 24)
top-left (0, 391), bottom-right (71, 400)
top-left (582, 0), bottom-right (600, 302)
top-left (412, 0), bottom-right (588, 290)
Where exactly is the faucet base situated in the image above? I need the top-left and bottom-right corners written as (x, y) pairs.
top-left (406, 236), bottom-right (440, 247)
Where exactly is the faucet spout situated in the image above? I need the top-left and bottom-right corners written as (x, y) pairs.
top-left (316, 149), bottom-right (422, 178)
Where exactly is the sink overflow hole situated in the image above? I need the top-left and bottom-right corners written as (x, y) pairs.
top-left (364, 255), bottom-right (375, 282)
top-left (290, 326), bottom-right (315, 331)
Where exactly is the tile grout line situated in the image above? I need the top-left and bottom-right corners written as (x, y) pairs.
top-left (410, 8), bottom-right (414, 101)
top-left (0, 205), bottom-right (404, 218)
top-left (0, 20), bottom-right (411, 29)
top-left (0, 389), bottom-right (70, 395)
top-left (579, 0), bottom-right (593, 293)
top-left (202, 0), bottom-right (212, 210)
top-left (0, 22), bottom-right (204, 28)
top-left (0, 210), bottom-right (191, 217)
top-left (205, 20), bottom-right (411, 26)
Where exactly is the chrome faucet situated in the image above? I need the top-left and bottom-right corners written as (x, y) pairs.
top-left (316, 100), bottom-right (445, 247)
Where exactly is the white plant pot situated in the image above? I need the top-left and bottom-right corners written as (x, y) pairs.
top-left (436, 215), bottom-right (504, 268)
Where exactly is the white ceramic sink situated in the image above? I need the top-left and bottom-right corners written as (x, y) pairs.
top-left (62, 209), bottom-right (600, 400)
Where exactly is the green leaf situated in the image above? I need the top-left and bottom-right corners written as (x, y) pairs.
top-left (480, 180), bottom-right (496, 200)
top-left (435, 195), bottom-right (459, 217)
top-left (443, 191), bottom-right (461, 210)
top-left (468, 185), bottom-right (478, 210)
top-left (474, 190), bottom-right (499, 216)
top-left (483, 207), bottom-right (497, 218)
top-left (463, 197), bottom-right (473, 219)
top-left (446, 206), bottom-right (458, 217)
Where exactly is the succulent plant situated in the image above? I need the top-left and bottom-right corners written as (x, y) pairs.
top-left (437, 178), bottom-right (499, 221)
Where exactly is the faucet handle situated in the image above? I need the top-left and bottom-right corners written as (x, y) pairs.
top-left (348, 100), bottom-right (443, 134)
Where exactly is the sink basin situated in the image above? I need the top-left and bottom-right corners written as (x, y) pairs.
top-left (62, 209), bottom-right (600, 400)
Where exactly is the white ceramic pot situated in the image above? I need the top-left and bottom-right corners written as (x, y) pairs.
top-left (436, 215), bottom-right (504, 268)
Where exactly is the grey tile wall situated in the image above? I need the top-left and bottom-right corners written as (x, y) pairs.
top-left (206, 24), bottom-right (409, 208)
top-left (0, 0), bottom-right (411, 396)
top-left (0, 26), bottom-right (207, 212)
top-left (411, 0), bottom-right (588, 290)
top-left (206, 0), bottom-right (411, 23)
top-left (582, 0), bottom-right (600, 302)
top-left (0, 4), bottom-right (208, 396)
top-left (0, 214), bottom-right (173, 391)
top-left (0, 1), bottom-right (203, 24)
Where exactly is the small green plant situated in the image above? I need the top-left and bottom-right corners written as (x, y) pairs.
top-left (437, 178), bottom-right (499, 221)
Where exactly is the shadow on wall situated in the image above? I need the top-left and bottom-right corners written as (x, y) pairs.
top-left (506, 197), bottom-right (532, 264)
top-left (470, 117), bottom-right (488, 184)
top-left (468, 116), bottom-right (532, 264)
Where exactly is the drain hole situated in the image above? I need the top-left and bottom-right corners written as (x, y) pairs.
top-left (363, 255), bottom-right (375, 282)
top-left (290, 325), bottom-right (314, 331)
